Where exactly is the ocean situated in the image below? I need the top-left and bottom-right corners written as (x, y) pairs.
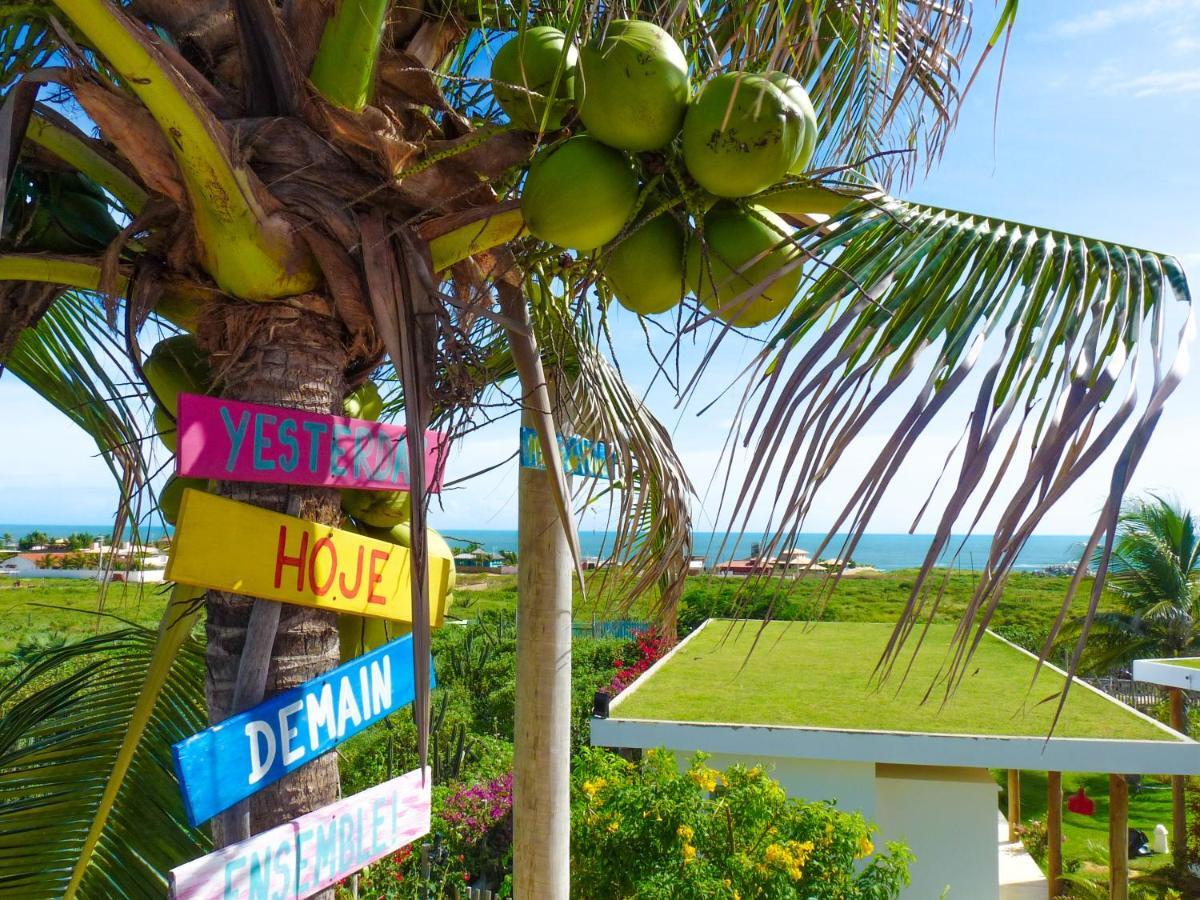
top-left (0, 524), bottom-right (1090, 572)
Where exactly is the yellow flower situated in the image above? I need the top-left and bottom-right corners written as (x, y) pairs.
top-left (856, 836), bottom-right (874, 859)
top-left (607, 815), bottom-right (621, 833)
top-left (688, 765), bottom-right (719, 793)
top-left (582, 778), bottom-right (607, 799)
top-left (682, 843), bottom-right (697, 863)
top-left (677, 824), bottom-right (695, 841)
top-left (764, 841), bottom-right (812, 881)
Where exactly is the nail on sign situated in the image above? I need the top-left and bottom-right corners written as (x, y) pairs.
top-left (176, 393), bottom-right (448, 492)
top-left (169, 767), bottom-right (431, 900)
top-left (172, 633), bottom-right (430, 826)
top-left (164, 490), bottom-right (451, 624)
top-left (519, 425), bottom-right (609, 479)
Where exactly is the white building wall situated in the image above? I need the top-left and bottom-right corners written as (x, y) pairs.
top-left (874, 764), bottom-right (1000, 900)
top-left (698, 752), bottom-right (877, 818)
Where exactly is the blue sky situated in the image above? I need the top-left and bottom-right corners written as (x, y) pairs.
top-left (2, 1), bottom-right (1198, 535)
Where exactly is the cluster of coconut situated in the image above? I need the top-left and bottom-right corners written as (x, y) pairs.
top-left (492, 21), bottom-right (819, 327)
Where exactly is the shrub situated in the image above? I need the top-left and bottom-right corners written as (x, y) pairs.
top-left (570, 747), bottom-right (911, 899)
top-left (1015, 818), bottom-right (1049, 865)
top-left (607, 626), bottom-right (673, 696)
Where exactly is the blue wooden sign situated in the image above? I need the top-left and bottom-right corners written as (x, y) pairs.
top-left (172, 634), bottom-right (432, 826)
top-left (519, 426), bottom-right (609, 479)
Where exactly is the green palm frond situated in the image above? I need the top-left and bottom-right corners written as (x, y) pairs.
top-left (706, 193), bottom-right (1193, 696)
top-left (2, 289), bottom-right (156, 545)
top-left (0, 621), bottom-right (209, 898)
top-left (0, 9), bottom-right (58, 93)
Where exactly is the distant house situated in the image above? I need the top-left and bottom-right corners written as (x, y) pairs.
top-left (714, 558), bottom-right (769, 576)
top-left (0, 553), bottom-right (43, 574)
top-left (686, 555), bottom-right (706, 575)
top-left (453, 549), bottom-right (503, 572)
top-left (716, 548), bottom-right (827, 577)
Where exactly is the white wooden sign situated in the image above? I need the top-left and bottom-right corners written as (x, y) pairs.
top-left (168, 767), bottom-right (431, 899)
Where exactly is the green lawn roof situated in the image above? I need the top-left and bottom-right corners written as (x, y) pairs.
top-left (614, 621), bottom-right (1170, 742)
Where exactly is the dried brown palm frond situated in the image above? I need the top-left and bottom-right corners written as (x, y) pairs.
top-left (697, 194), bottom-right (1192, 715)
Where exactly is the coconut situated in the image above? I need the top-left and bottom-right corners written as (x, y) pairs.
top-left (337, 614), bottom-right (411, 663)
top-left (606, 212), bottom-right (687, 315)
top-left (521, 136), bottom-right (638, 250)
top-left (343, 380), bottom-right (383, 420)
top-left (681, 73), bottom-right (802, 198)
top-left (143, 334), bottom-right (210, 417)
top-left (577, 20), bottom-right (689, 151)
top-left (765, 72), bottom-right (818, 175)
top-left (491, 27), bottom-right (578, 132)
top-left (153, 404), bottom-right (176, 453)
top-left (357, 522), bottom-right (458, 593)
top-left (159, 475), bottom-right (208, 526)
top-left (758, 184), bottom-right (852, 221)
top-left (342, 488), bottom-right (412, 527)
top-left (685, 203), bottom-right (801, 327)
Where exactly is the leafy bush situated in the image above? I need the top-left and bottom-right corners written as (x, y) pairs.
top-left (606, 626), bottom-right (673, 695)
top-left (1014, 818), bottom-right (1049, 865)
top-left (570, 747), bottom-right (912, 899)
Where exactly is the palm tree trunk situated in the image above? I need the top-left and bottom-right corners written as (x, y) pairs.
top-left (513, 407), bottom-right (573, 898)
top-left (199, 303), bottom-right (346, 847)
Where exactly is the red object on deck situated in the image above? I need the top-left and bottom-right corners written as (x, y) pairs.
top-left (1066, 787), bottom-right (1095, 816)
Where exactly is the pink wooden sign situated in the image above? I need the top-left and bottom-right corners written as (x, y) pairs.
top-left (176, 393), bottom-right (447, 492)
top-left (169, 767), bottom-right (431, 899)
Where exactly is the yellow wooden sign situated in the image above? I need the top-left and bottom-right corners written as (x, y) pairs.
top-left (165, 490), bottom-right (451, 625)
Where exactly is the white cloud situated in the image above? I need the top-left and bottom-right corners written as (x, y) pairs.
top-left (1050, 0), bottom-right (1200, 38)
top-left (1125, 67), bottom-right (1200, 96)
top-left (1088, 63), bottom-right (1200, 97)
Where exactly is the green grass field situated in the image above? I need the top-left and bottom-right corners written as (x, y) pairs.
top-left (614, 620), bottom-right (1169, 740)
top-left (0, 578), bottom-right (169, 655)
top-left (0, 568), bottom-right (1109, 658)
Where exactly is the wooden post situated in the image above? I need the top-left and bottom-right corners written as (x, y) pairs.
top-left (1007, 769), bottom-right (1021, 842)
top-left (513, 408), bottom-right (572, 899)
top-left (1109, 774), bottom-right (1128, 900)
top-left (1047, 771), bottom-right (1063, 897)
top-left (1171, 687), bottom-right (1187, 869)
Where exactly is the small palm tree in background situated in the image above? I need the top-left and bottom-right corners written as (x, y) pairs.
top-left (1067, 496), bottom-right (1200, 673)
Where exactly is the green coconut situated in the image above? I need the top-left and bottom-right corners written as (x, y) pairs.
top-left (154, 404), bottom-right (177, 453)
top-left (338, 614), bottom-right (411, 663)
top-left (577, 20), bottom-right (690, 151)
top-left (159, 475), bottom-right (208, 526)
top-left (357, 521), bottom-right (458, 593)
top-left (521, 136), bottom-right (638, 250)
top-left (681, 73), bottom-right (802, 198)
top-left (343, 380), bottom-right (383, 420)
top-left (765, 72), bottom-right (818, 175)
top-left (685, 203), bottom-right (801, 327)
top-left (342, 488), bottom-right (412, 527)
top-left (491, 27), bottom-right (578, 132)
top-left (759, 184), bottom-right (853, 220)
top-left (606, 213), bottom-right (687, 315)
top-left (143, 334), bottom-right (210, 417)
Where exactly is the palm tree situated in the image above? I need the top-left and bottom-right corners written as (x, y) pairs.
top-left (1065, 496), bottom-right (1200, 673)
top-left (0, 1), bottom-right (1192, 896)
top-left (1061, 495), bottom-right (1200, 875)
